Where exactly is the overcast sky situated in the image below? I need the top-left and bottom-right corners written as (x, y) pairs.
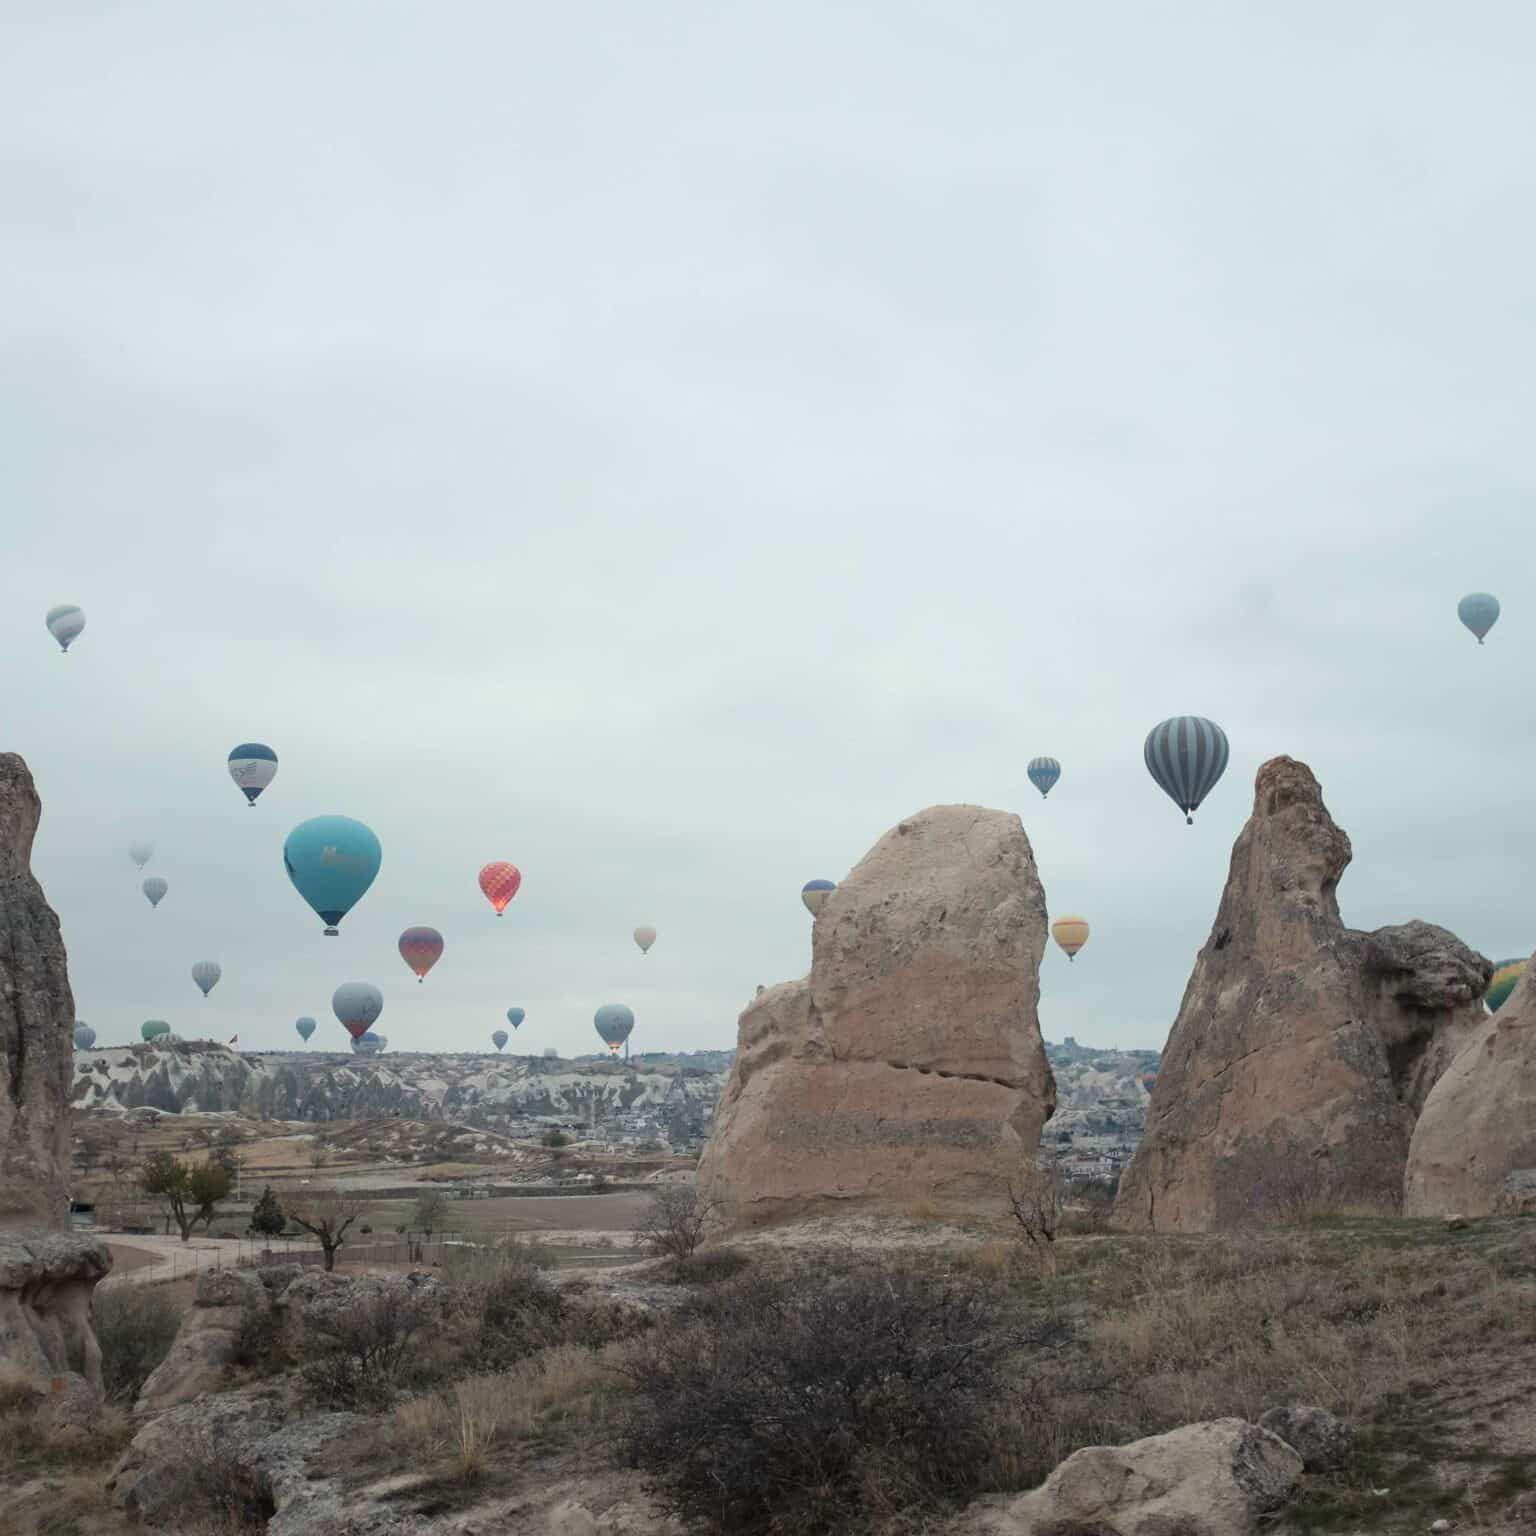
top-left (5, 3), bottom-right (1533, 1059)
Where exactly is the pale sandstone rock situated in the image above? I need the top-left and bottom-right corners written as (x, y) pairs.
top-left (1405, 949), bottom-right (1536, 1218)
top-left (135, 1265), bottom-right (269, 1414)
top-left (960, 1418), bottom-right (1303, 1535)
top-left (1114, 758), bottom-right (1490, 1233)
top-left (699, 805), bottom-right (1056, 1230)
top-left (0, 1217), bottom-right (111, 1394)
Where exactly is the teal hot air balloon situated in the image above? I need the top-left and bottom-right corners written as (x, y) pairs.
top-left (141, 1020), bottom-right (171, 1042)
top-left (295, 1016), bottom-right (317, 1044)
top-left (73, 1023), bottom-right (96, 1050)
top-left (492, 1029), bottom-right (509, 1051)
top-left (1144, 716), bottom-right (1230, 825)
top-left (352, 1031), bottom-right (387, 1055)
top-left (284, 816), bottom-right (382, 935)
top-left (506, 1007), bottom-right (525, 1030)
top-left (1458, 592), bottom-right (1500, 645)
top-left (1027, 757), bottom-right (1061, 798)
top-left (594, 1003), bottom-right (635, 1055)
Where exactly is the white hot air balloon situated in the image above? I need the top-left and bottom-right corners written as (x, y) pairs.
top-left (633, 925), bottom-right (657, 954)
top-left (129, 841), bottom-right (154, 869)
top-left (191, 961), bottom-right (222, 997)
top-left (142, 877), bottom-right (168, 909)
top-left (46, 604), bottom-right (86, 653)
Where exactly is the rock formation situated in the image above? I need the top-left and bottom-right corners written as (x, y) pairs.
top-left (697, 805), bottom-right (1056, 1229)
top-left (0, 753), bottom-right (113, 1412)
top-left (1405, 947), bottom-right (1536, 1217)
top-left (1113, 757), bottom-right (1491, 1233)
top-left (135, 1266), bottom-right (271, 1414)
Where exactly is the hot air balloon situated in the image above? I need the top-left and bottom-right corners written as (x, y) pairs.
top-left (332, 982), bottom-right (383, 1041)
top-left (1486, 958), bottom-right (1528, 1013)
top-left (295, 1016), bottom-right (317, 1044)
top-left (1027, 757), bottom-right (1061, 798)
top-left (1144, 716), bottom-right (1229, 825)
top-left (46, 604), bottom-right (85, 653)
top-left (801, 879), bottom-right (836, 915)
top-left (1458, 592), bottom-right (1500, 645)
top-left (506, 1007), bottom-right (525, 1030)
top-left (633, 925), bottom-right (657, 954)
top-left (1051, 916), bottom-right (1090, 962)
top-left (479, 862), bottom-right (522, 915)
top-left (142, 877), bottom-right (168, 909)
top-left (594, 1003), bottom-right (635, 1055)
top-left (228, 743), bottom-right (278, 806)
top-left (141, 1020), bottom-right (171, 1042)
top-left (1141, 1072), bottom-right (1158, 1092)
top-left (284, 816), bottom-right (382, 935)
top-left (73, 1023), bottom-right (96, 1050)
top-left (191, 961), bottom-right (222, 998)
top-left (129, 841), bottom-right (154, 869)
top-left (398, 926), bottom-right (444, 983)
top-left (352, 1031), bottom-right (387, 1055)
top-left (492, 1029), bottom-right (509, 1052)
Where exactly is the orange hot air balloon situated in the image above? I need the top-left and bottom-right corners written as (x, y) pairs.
top-left (1051, 916), bottom-right (1090, 962)
top-left (479, 862), bottom-right (522, 915)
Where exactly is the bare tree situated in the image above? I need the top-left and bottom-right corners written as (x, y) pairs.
top-left (1008, 1154), bottom-right (1065, 1277)
top-left (637, 1186), bottom-right (716, 1262)
top-left (412, 1190), bottom-right (448, 1244)
top-left (286, 1190), bottom-right (365, 1271)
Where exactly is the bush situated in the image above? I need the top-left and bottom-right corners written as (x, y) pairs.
top-left (541, 1130), bottom-right (569, 1149)
top-left (94, 1284), bottom-right (181, 1402)
top-left (301, 1288), bottom-right (431, 1410)
top-left (149, 1424), bottom-right (276, 1529)
top-left (660, 1246), bottom-right (752, 1285)
top-left (228, 1303), bottom-right (288, 1376)
top-left (635, 1186), bottom-right (714, 1262)
top-left (622, 1262), bottom-right (1015, 1534)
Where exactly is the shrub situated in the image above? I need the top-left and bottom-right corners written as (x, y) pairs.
top-left (228, 1303), bottom-right (288, 1376)
top-left (622, 1262), bottom-right (1015, 1534)
top-left (660, 1246), bottom-right (751, 1285)
top-left (147, 1424), bottom-right (276, 1529)
top-left (94, 1284), bottom-right (181, 1402)
top-left (541, 1130), bottom-right (569, 1149)
top-left (635, 1186), bottom-right (713, 1263)
top-left (301, 1287), bottom-right (431, 1409)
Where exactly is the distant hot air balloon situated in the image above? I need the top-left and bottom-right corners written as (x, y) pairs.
top-left (492, 1029), bottom-right (509, 1052)
top-left (228, 742), bottom-right (278, 806)
top-left (1144, 716), bottom-right (1229, 825)
top-left (506, 1007), bottom-right (525, 1030)
top-left (332, 982), bottom-right (383, 1041)
top-left (284, 816), bottom-right (382, 935)
top-left (398, 926), bottom-right (444, 983)
top-left (129, 841), bottom-right (154, 869)
top-left (1486, 958), bottom-right (1528, 1013)
top-left (1051, 916), bottom-right (1090, 962)
top-left (1141, 1072), bottom-right (1158, 1092)
top-left (633, 925), bottom-right (657, 954)
top-left (295, 1016), bottom-right (317, 1044)
top-left (1458, 592), bottom-right (1500, 645)
top-left (801, 879), bottom-right (836, 915)
top-left (594, 1003), bottom-right (635, 1055)
top-left (141, 1020), bottom-right (171, 1042)
top-left (1027, 757), bottom-right (1061, 798)
top-left (74, 1023), bottom-right (96, 1050)
top-left (191, 961), bottom-right (222, 997)
top-left (479, 862), bottom-right (522, 915)
top-left (46, 604), bottom-right (85, 653)
top-left (142, 877), bottom-right (168, 909)
top-left (352, 1031), bottom-right (387, 1055)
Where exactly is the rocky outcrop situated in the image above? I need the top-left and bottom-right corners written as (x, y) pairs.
top-left (0, 753), bottom-right (76, 1226)
top-left (698, 805), bottom-right (1056, 1229)
top-left (1257, 1404), bottom-right (1355, 1473)
top-left (135, 1266), bottom-right (269, 1414)
top-left (1114, 758), bottom-right (1491, 1233)
top-left (959, 1418), bottom-right (1303, 1536)
top-left (1405, 948), bottom-right (1536, 1218)
top-left (0, 1231), bottom-right (112, 1389)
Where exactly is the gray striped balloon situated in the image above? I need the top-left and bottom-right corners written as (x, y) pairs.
top-left (1144, 717), bottom-right (1229, 825)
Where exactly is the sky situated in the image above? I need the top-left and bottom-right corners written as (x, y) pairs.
top-left (4, 2), bottom-right (1534, 1058)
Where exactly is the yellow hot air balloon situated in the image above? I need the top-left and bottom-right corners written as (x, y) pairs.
top-left (1051, 916), bottom-right (1090, 962)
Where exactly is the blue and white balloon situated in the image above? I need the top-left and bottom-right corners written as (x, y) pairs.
top-left (228, 743), bottom-right (278, 806)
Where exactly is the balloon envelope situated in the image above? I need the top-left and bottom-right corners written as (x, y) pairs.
top-left (73, 1023), bottom-right (96, 1050)
top-left (46, 604), bottom-right (85, 652)
top-left (284, 816), bottom-right (382, 935)
top-left (1051, 916), bottom-right (1090, 960)
top-left (332, 981), bottom-right (384, 1040)
top-left (142, 877), bottom-right (168, 908)
top-left (191, 960), bottom-right (222, 997)
top-left (129, 841), bottom-right (154, 869)
top-left (506, 1007), bottom-right (525, 1029)
top-left (398, 926), bottom-right (445, 982)
top-left (801, 879), bottom-right (836, 915)
top-left (1458, 592), bottom-right (1500, 644)
top-left (594, 1003), bottom-right (635, 1053)
top-left (1487, 958), bottom-right (1527, 1013)
top-left (295, 1016), bottom-right (317, 1043)
top-left (633, 925), bottom-right (657, 954)
top-left (1027, 757), bottom-right (1061, 798)
top-left (1144, 716), bottom-right (1230, 824)
top-left (479, 862), bottom-right (522, 914)
top-left (491, 1029), bottom-right (509, 1051)
top-left (141, 1020), bottom-right (170, 1042)
top-left (228, 742), bottom-right (278, 805)
top-left (352, 1031), bottom-right (387, 1055)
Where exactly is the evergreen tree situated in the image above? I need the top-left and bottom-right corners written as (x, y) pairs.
top-left (250, 1184), bottom-right (286, 1237)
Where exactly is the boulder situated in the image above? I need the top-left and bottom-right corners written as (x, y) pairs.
top-left (135, 1265), bottom-right (269, 1414)
top-left (1405, 949), bottom-right (1536, 1218)
top-left (697, 806), bottom-right (1057, 1229)
top-left (960, 1418), bottom-right (1303, 1535)
top-left (1257, 1404), bottom-right (1355, 1473)
top-left (0, 1230), bottom-right (111, 1390)
top-left (1114, 758), bottom-right (1491, 1233)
